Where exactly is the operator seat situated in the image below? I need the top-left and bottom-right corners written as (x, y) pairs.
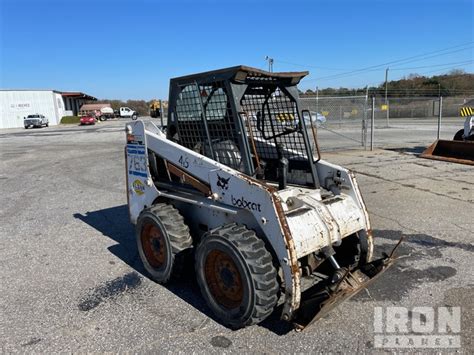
top-left (205, 140), bottom-right (244, 172)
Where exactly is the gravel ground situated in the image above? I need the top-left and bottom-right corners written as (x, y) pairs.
top-left (0, 119), bottom-right (472, 353)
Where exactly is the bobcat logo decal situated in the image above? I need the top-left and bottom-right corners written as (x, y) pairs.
top-left (217, 174), bottom-right (230, 191)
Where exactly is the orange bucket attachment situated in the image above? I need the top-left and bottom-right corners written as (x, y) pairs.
top-left (420, 140), bottom-right (474, 166)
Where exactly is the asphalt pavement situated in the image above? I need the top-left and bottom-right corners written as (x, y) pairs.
top-left (0, 119), bottom-right (472, 352)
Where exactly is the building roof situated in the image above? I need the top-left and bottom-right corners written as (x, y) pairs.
top-left (61, 92), bottom-right (97, 101)
top-left (0, 89), bottom-right (97, 101)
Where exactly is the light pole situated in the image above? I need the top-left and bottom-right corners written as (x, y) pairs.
top-left (265, 56), bottom-right (274, 72)
top-left (384, 67), bottom-right (389, 127)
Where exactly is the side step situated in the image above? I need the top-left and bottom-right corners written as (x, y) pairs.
top-left (420, 140), bottom-right (474, 165)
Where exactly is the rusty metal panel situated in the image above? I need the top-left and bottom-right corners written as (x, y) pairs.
top-left (166, 162), bottom-right (212, 195)
top-left (324, 196), bottom-right (366, 237)
top-left (286, 207), bottom-right (332, 256)
top-left (279, 189), bottom-right (366, 259)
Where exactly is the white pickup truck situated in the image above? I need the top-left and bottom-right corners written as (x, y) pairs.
top-left (24, 114), bottom-right (49, 129)
top-left (119, 107), bottom-right (138, 120)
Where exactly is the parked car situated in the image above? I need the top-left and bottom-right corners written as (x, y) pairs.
top-left (305, 111), bottom-right (327, 127)
top-left (80, 115), bottom-right (96, 125)
top-left (24, 114), bottom-right (49, 129)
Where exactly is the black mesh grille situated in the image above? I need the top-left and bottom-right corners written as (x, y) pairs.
top-left (241, 86), bottom-right (308, 161)
top-left (175, 84), bottom-right (204, 151)
top-left (174, 82), bottom-right (242, 170)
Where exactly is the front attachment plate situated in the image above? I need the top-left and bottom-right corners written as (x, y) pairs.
top-left (293, 239), bottom-right (402, 330)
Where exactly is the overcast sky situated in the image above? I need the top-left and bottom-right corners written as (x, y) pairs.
top-left (0, 0), bottom-right (472, 100)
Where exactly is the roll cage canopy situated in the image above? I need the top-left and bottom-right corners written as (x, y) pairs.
top-left (169, 65), bottom-right (308, 86)
top-left (167, 65), bottom-right (320, 188)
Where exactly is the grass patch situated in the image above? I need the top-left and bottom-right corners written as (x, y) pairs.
top-left (60, 116), bottom-right (80, 124)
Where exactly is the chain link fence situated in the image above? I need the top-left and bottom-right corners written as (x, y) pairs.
top-left (368, 96), bottom-right (473, 150)
top-left (374, 96), bottom-right (473, 120)
top-left (151, 94), bottom-right (472, 153)
top-left (298, 95), bottom-right (473, 152)
top-left (300, 95), bottom-right (369, 151)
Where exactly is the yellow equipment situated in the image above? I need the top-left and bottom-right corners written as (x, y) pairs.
top-left (150, 100), bottom-right (161, 118)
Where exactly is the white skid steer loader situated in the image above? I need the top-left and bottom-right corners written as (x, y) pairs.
top-left (125, 66), bottom-right (399, 330)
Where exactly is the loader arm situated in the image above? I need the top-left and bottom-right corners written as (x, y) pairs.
top-left (126, 120), bottom-right (302, 320)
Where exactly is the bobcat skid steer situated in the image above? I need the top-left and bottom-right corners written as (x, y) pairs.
top-left (125, 66), bottom-right (399, 330)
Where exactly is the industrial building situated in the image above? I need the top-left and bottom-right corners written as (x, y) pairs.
top-left (0, 90), bottom-right (97, 129)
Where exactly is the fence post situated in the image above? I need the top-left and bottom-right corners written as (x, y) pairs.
top-left (387, 99), bottom-right (390, 127)
top-left (371, 96), bottom-right (375, 151)
top-left (316, 87), bottom-right (319, 113)
top-left (437, 96), bottom-right (443, 140)
top-left (362, 94), bottom-right (368, 149)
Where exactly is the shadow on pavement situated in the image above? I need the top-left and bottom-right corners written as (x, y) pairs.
top-left (73, 204), bottom-right (292, 335)
top-left (73, 205), bottom-right (142, 272)
top-left (384, 146), bottom-right (427, 155)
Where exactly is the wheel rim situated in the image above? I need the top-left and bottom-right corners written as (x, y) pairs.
top-left (204, 249), bottom-right (244, 309)
top-left (141, 222), bottom-right (166, 269)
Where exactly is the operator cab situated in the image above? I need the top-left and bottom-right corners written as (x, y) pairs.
top-left (166, 65), bottom-right (320, 189)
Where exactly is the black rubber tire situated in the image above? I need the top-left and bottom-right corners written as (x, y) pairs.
top-left (24, 126), bottom-right (28, 129)
top-left (333, 231), bottom-right (373, 269)
top-left (453, 129), bottom-right (464, 141)
top-left (136, 203), bottom-right (192, 283)
top-left (195, 224), bottom-right (279, 329)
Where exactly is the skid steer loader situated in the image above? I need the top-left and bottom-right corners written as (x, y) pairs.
top-left (125, 66), bottom-right (398, 330)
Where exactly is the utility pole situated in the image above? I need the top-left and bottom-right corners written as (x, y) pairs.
top-left (384, 67), bottom-right (389, 127)
top-left (265, 56), bottom-right (274, 72)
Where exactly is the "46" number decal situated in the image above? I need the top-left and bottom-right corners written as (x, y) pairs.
top-left (178, 155), bottom-right (189, 169)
